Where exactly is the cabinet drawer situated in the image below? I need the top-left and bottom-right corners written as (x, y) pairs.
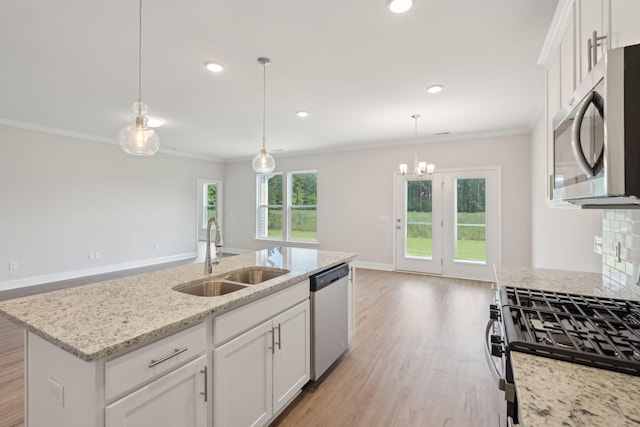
top-left (105, 323), bottom-right (206, 401)
top-left (214, 280), bottom-right (309, 347)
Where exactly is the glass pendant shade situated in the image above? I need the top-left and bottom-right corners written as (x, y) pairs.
top-left (252, 147), bottom-right (275, 174)
top-left (252, 57), bottom-right (276, 174)
top-left (119, 102), bottom-right (160, 156)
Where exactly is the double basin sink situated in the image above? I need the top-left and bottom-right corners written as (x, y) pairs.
top-left (173, 267), bottom-right (289, 297)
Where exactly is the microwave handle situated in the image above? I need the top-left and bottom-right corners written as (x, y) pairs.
top-left (570, 91), bottom-right (604, 178)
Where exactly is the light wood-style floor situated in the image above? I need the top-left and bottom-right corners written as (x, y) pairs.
top-left (272, 269), bottom-right (503, 427)
top-left (0, 268), bottom-right (502, 427)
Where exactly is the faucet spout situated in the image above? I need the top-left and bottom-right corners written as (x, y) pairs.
top-left (204, 216), bottom-right (223, 274)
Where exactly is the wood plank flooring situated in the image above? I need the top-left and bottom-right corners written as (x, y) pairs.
top-left (272, 269), bottom-right (503, 427)
top-left (0, 268), bottom-right (502, 427)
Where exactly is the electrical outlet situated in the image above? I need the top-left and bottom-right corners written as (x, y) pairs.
top-left (48, 377), bottom-right (64, 407)
top-left (95, 251), bottom-right (101, 259)
top-left (8, 260), bottom-right (18, 270)
top-left (88, 252), bottom-right (95, 260)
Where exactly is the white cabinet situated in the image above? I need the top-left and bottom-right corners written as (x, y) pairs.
top-left (26, 323), bottom-right (208, 427)
top-left (213, 320), bottom-right (273, 427)
top-left (610, 0), bottom-right (640, 48)
top-left (272, 301), bottom-right (311, 414)
top-left (213, 299), bottom-right (310, 427)
top-left (577, 0), bottom-right (608, 81)
top-left (106, 355), bottom-right (208, 427)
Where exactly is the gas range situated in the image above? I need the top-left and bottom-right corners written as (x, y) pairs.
top-left (486, 286), bottom-right (640, 423)
top-left (499, 286), bottom-right (640, 375)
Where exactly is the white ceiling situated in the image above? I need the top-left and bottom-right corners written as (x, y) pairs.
top-left (1, 0), bottom-right (558, 161)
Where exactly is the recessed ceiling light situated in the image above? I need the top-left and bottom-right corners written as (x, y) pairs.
top-left (146, 116), bottom-right (165, 128)
top-left (427, 84), bottom-right (444, 94)
top-left (387, 0), bottom-right (414, 14)
top-left (296, 111), bottom-right (309, 118)
top-left (204, 62), bottom-right (224, 73)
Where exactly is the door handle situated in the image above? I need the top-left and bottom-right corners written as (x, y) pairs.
top-left (396, 225), bottom-right (401, 230)
top-left (570, 91), bottom-right (604, 178)
top-left (200, 366), bottom-right (208, 402)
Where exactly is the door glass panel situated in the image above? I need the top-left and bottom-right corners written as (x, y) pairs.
top-left (406, 180), bottom-right (432, 258)
top-left (455, 178), bottom-right (486, 262)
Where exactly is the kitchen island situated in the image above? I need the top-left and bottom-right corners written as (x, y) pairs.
top-left (495, 266), bottom-right (640, 427)
top-left (0, 247), bottom-right (357, 427)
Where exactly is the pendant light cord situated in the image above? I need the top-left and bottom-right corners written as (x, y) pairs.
top-left (262, 60), bottom-right (267, 150)
top-left (137, 0), bottom-right (143, 111)
top-left (413, 114), bottom-right (419, 158)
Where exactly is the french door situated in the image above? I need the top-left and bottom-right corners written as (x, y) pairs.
top-left (394, 168), bottom-right (500, 281)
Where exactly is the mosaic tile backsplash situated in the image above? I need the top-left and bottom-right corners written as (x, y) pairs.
top-left (602, 209), bottom-right (640, 299)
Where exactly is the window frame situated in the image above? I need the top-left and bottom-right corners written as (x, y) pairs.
top-left (255, 170), bottom-right (318, 244)
top-left (197, 179), bottom-right (222, 242)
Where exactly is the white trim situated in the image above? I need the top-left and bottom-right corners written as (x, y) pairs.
top-left (224, 129), bottom-right (532, 163)
top-left (351, 261), bottom-right (394, 271)
top-left (0, 118), bottom-right (224, 162)
top-left (537, 0), bottom-right (574, 66)
top-left (0, 252), bottom-right (197, 292)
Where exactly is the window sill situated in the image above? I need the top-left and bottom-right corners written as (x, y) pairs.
top-left (254, 237), bottom-right (319, 247)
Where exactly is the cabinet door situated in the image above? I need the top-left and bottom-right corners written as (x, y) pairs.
top-left (272, 300), bottom-right (310, 414)
top-left (105, 355), bottom-right (207, 427)
top-left (610, 0), bottom-right (640, 48)
top-left (559, 5), bottom-right (576, 109)
top-left (545, 53), bottom-right (560, 201)
top-left (578, 0), bottom-right (606, 81)
top-left (214, 320), bottom-right (273, 427)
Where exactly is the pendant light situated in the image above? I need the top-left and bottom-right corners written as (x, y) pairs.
top-left (252, 57), bottom-right (276, 174)
top-left (399, 114), bottom-right (434, 179)
top-left (119, 0), bottom-right (160, 156)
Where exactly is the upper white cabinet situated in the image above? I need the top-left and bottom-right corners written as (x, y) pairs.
top-left (609, 0), bottom-right (640, 48)
top-left (539, 0), bottom-right (640, 205)
top-left (577, 0), bottom-right (608, 81)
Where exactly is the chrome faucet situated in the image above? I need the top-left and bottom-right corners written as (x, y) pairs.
top-left (204, 216), bottom-right (223, 274)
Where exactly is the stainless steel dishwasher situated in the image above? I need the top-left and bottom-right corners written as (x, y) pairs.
top-left (309, 263), bottom-right (349, 380)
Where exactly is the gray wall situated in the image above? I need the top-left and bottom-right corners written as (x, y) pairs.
top-left (0, 125), bottom-right (224, 289)
top-left (529, 115), bottom-right (602, 272)
top-left (224, 132), bottom-right (533, 270)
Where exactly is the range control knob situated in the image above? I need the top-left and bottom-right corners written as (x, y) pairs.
top-left (489, 304), bottom-right (500, 320)
top-left (491, 343), bottom-right (503, 358)
top-left (490, 334), bottom-right (502, 344)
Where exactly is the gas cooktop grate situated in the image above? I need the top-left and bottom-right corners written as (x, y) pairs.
top-left (501, 287), bottom-right (640, 376)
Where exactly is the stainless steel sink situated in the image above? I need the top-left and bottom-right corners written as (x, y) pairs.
top-left (174, 280), bottom-right (247, 297)
top-left (224, 267), bottom-right (289, 285)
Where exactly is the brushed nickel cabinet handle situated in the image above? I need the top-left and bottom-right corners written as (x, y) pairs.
top-left (148, 347), bottom-right (188, 368)
top-left (276, 324), bottom-right (281, 350)
top-left (200, 366), bottom-right (208, 402)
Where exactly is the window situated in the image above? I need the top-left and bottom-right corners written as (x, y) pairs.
top-left (257, 171), bottom-right (317, 243)
top-left (197, 180), bottom-right (222, 241)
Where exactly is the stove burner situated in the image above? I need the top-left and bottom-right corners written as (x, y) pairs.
top-left (500, 287), bottom-right (640, 376)
top-left (543, 333), bottom-right (584, 349)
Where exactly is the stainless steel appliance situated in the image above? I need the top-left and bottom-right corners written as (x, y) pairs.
top-left (552, 42), bottom-right (640, 207)
top-left (309, 263), bottom-right (349, 381)
top-left (486, 287), bottom-right (640, 424)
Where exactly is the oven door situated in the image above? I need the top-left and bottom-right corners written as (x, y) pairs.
top-left (552, 77), bottom-right (605, 202)
top-left (485, 300), bottom-right (518, 423)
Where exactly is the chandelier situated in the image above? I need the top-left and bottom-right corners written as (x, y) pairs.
top-left (399, 114), bottom-right (434, 178)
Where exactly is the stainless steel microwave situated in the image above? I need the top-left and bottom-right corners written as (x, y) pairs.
top-left (552, 43), bottom-right (640, 208)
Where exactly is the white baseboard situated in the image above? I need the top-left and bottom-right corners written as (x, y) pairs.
top-left (351, 261), bottom-right (393, 271)
top-left (0, 252), bottom-right (198, 292)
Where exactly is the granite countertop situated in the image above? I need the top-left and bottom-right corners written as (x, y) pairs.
top-left (495, 265), bottom-right (640, 427)
top-left (0, 247), bottom-right (356, 362)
